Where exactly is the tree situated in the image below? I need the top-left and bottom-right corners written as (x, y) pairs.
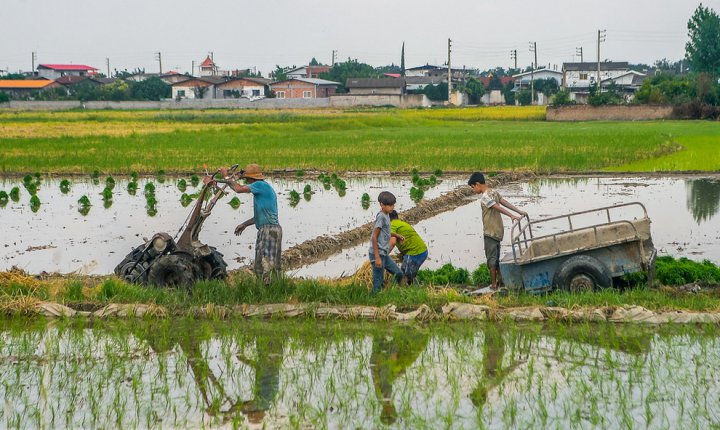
top-left (193, 85), bottom-right (208, 99)
top-left (309, 57), bottom-right (320, 66)
top-left (461, 78), bottom-right (485, 104)
top-left (686, 4), bottom-right (720, 74)
top-left (421, 82), bottom-right (449, 101)
top-left (551, 89), bottom-right (574, 106)
top-left (130, 77), bottom-right (171, 101)
top-left (516, 89), bottom-right (532, 106)
top-left (0, 73), bottom-right (25, 80)
top-left (0, 92), bottom-right (9, 103)
top-left (502, 81), bottom-right (516, 105)
top-left (271, 65), bottom-right (288, 81)
top-left (400, 42), bottom-right (405, 76)
top-left (319, 59), bottom-right (378, 93)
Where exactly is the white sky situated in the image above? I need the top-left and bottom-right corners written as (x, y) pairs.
top-left (0, 0), bottom-right (714, 76)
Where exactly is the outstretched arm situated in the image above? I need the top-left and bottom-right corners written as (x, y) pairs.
top-left (500, 198), bottom-right (526, 216)
top-left (492, 204), bottom-right (520, 221)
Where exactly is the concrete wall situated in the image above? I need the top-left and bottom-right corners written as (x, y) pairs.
top-left (547, 105), bottom-right (674, 121)
top-left (329, 94), bottom-right (430, 108)
top-left (0, 94), bottom-right (431, 110)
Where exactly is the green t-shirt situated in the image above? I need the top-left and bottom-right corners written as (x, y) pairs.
top-left (391, 219), bottom-right (428, 256)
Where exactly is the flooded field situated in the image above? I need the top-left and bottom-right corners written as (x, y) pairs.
top-left (1, 319), bottom-right (718, 429)
top-left (297, 175), bottom-right (720, 278)
top-left (1, 174), bottom-right (718, 278)
top-left (0, 175), bottom-right (460, 274)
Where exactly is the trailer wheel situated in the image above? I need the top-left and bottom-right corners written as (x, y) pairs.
top-left (148, 254), bottom-right (197, 288)
top-left (553, 255), bottom-right (612, 293)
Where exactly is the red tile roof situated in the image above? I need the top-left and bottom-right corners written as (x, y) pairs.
top-left (200, 56), bottom-right (215, 68)
top-left (38, 64), bottom-right (98, 71)
top-left (0, 80), bottom-right (56, 89)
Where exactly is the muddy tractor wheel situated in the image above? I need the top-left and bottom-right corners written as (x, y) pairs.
top-left (148, 254), bottom-right (198, 288)
top-left (117, 260), bottom-right (150, 284)
top-left (553, 255), bottom-right (612, 293)
top-left (202, 248), bottom-right (228, 281)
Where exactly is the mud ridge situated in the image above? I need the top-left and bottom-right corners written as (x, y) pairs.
top-left (270, 171), bottom-right (536, 272)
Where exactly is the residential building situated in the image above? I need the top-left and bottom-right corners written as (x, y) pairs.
top-left (171, 77), bottom-right (227, 99)
top-left (36, 64), bottom-right (98, 79)
top-left (405, 76), bottom-right (445, 91)
top-left (405, 64), bottom-right (468, 81)
top-left (512, 68), bottom-right (563, 90)
top-left (286, 65), bottom-right (331, 79)
top-left (199, 56), bottom-right (218, 77)
top-left (405, 65), bottom-right (440, 77)
top-left (345, 78), bottom-right (405, 95)
top-left (561, 62), bottom-right (644, 103)
top-left (0, 80), bottom-right (59, 98)
top-left (126, 72), bottom-right (189, 85)
top-left (215, 78), bottom-right (271, 99)
top-left (269, 78), bottom-right (340, 99)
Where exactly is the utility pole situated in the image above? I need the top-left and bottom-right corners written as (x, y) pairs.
top-left (106, 58), bottom-right (110, 77)
top-left (191, 60), bottom-right (195, 77)
top-left (510, 49), bottom-right (517, 69)
top-left (576, 47), bottom-right (583, 63)
top-left (155, 52), bottom-right (163, 74)
top-left (597, 30), bottom-right (606, 93)
top-left (210, 51), bottom-right (215, 75)
top-left (31, 51), bottom-right (37, 75)
top-left (447, 38), bottom-right (452, 104)
top-left (529, 42), bottom-right (537, 104)
top-left (331, 50), bottom-right (337, 66)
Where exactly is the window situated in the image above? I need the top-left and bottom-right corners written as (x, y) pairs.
top-left (223, 90), bottom-right (233, 98)
top-left (177, 90), bottom-right (186, 97)
top-left (579, 73), bottom-right (588, 80)
top-left (303, 91), bottom-right (312, 98)
top-left (252, 89), bottom-right (260, 96)
top-left (277, 91), bottom-right (285, 99)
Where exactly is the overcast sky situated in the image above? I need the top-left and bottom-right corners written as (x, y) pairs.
top-left (1, 0), bottom-right (714, 76)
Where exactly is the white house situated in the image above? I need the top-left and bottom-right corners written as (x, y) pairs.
top-left (286, 65), bottom-right (331, 79)
top-left (214, 77), bottom-right (271, 99)
top-left (171, 77), bottom-right (227, 99)
top-left (561, 62), bottom-right (644, 103)
top-left (36, 64), bottom-right (98, 79)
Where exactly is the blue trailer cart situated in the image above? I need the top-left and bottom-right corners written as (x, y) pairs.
top-left (499, 202), bottom-right (656, 293)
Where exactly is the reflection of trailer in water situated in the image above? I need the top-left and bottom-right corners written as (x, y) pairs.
top-left (500, 202), bottom-right (656, 293)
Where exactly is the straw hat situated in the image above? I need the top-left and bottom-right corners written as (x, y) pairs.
top-left (242, 163), bottom-right (265, 180)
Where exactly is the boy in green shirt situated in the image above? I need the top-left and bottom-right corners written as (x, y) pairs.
top-left (389, 211), bottom-right (429, 285)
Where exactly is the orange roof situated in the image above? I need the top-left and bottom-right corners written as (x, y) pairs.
top-left (0, 80), bottom-right (55, 89)
top-left (200, 55), bottom-right (215, 68)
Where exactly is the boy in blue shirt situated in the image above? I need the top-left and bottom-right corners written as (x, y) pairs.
top-left (369, 191), bottom-right (405, 293)
top-left (210, 163), bottom-right (282, 284)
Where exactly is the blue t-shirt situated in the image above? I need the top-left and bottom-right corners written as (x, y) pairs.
top-left (248, 181), bottom-right (279, 228)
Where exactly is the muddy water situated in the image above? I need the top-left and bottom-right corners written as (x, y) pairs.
top-left (0, 176), bottom-right (460, 274)
top-left (1, 319), bottom-right (717, 429)
top-left (297, 175), bottom-right (720, 278)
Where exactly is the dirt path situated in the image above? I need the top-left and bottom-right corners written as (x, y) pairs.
top-left (251, 171), bottom-right (536, 272)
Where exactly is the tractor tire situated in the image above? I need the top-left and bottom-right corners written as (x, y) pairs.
top-left (203, 248), bottom-right (228, 281)
top-left (552, 255), bottom-right (612, 293)
top-left (114, 244), bottom-right (146, 277)
top-left (117, 260), bottom-right (150, 284)
top-left (147, 254), bottom-right (198, 288)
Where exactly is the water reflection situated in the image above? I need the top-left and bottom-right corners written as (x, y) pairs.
top-left (686, 178), bottom-right (720, 223)
top-left (0, 320), bottom-right (718, 429)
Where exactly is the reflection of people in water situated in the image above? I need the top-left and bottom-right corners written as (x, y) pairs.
top-left (137, 322), bottom-right (284, 425)
top-left (470, 325), bottom-right (507, 409)
top-left (370, 326), bottom-right (429, 425)
top-left (236, 338), bottom-right (284, 424)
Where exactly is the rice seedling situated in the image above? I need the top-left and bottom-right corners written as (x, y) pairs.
top-left (131, 171), bottom-right (139, 181)
top-left (434, 169), bottom-right (444, 176)
top-left (180, 193), bottom-right (193, 207)
top-left (77, 195), bottom-right (91, 215)
top-left (177, 179), bottom-right (187, 192)
top-left (156, 170), bottom-right (166, 183)
top-left (296, 169), bottom-right (305, 177)
top-left (228, 196), bottom-right (241, 209)
top-left (101, 187), bottom-right (113, 208)
top-left (23, 181), bottom-right (38, 196)
top-left (105, 176), bottom-right (116, 190)
top-left (9, 186), bottom-right (20, 202)
top-left (91, 169), bottom-right (100, 179)
top-left (190, 174), bottom-right (199, 187)
top-left (59, 179), bottom-right (71, 194)
top-left (409, 186), bottom-right (424, 202)
top-left (144, 182), bottom-right (155, 195)
top-left (361, 192), bottom-right (371, 210)
top-left (22, 174), bottom-right (33, 185)
top-left (289, 190), bottom-right (301, 207)
top-left (126, 180), bottom-right (138, 195)
top-left (29, 195), bottom-right (40, 212)
top-left (0, 191), bottom-right (8, 207)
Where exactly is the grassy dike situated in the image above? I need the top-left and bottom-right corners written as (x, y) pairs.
top-left (2, 257), bottom-right (719, 316)
top-left (0, 107), bottom-right (718, 173)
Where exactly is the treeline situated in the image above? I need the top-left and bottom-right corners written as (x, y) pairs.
top-left (0, 77), bottom-right (171, 102)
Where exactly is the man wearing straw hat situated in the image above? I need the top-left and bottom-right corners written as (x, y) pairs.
top-left (213, 163), bottom-right (282, 284)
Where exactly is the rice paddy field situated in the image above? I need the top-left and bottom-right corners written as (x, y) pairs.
top-left (0, 107), bottom-right (718, 174)
top-left (1, 318), bottom-right (719, 429)
top-left (2, 106), bottom-right (720, 429)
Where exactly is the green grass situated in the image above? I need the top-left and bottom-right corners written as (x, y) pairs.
top-left (1, 108), bottom-right (718, 173)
